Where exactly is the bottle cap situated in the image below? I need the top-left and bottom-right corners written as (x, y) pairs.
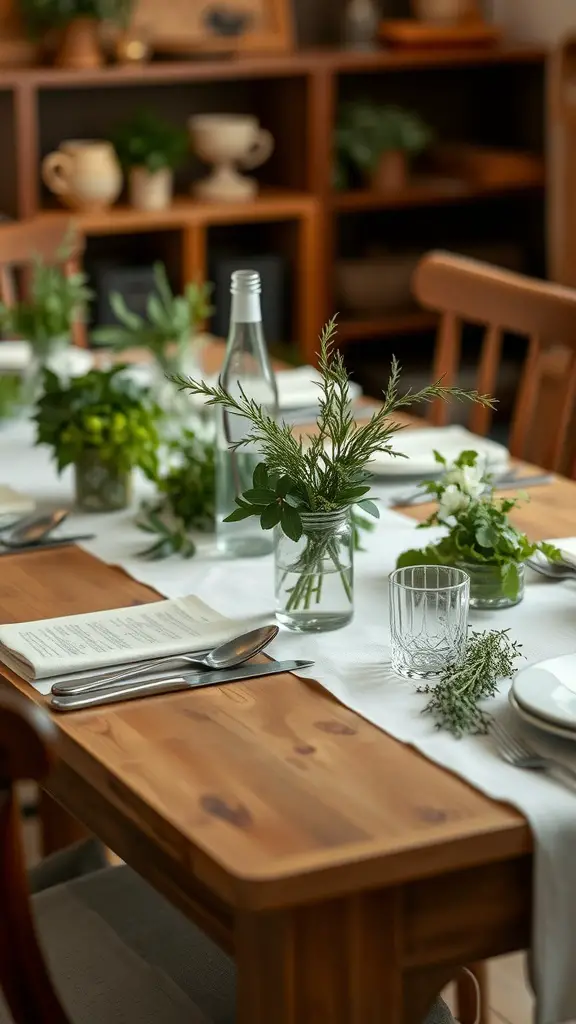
top-left (230, 269), bottom-right (261, 295)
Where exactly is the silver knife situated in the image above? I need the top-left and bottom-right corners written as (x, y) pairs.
top-left (49, 659), bottom-right (314, 712)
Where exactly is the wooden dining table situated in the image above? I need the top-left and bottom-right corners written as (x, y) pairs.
top-left (0, 434), bottom-right (574, 1023)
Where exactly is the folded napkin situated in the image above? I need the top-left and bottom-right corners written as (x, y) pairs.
top-left (0, 484), bottom-right (35, 517)
top-left (369, 424), bottom-right (510, 477)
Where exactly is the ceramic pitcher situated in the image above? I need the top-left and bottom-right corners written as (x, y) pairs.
top-left (42, 140), bottom-right (122, 211)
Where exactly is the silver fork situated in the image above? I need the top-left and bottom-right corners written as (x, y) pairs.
top-left (490, 719), bottom-right (576, 790)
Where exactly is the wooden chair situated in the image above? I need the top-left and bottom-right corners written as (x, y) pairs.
top-left (412, 251), bottom-right (576, 476)
top-left (0, 687), bottom-right (238, 1024)
top-left (0, 218), bottom-right (86, 348)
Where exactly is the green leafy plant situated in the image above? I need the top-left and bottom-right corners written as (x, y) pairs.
top-left (335, 101), bottom-right (433, 188)
top-left (112, 111), bottom-right (189, 175)
top-left (33, 365), bottom-right (161, 478)
top-left (92, 262), bottom-right (212, 375)
top-left (0, 254), bottom-right (92, 360)
top-left (396, 450), bottom-right (560, 601)
top-left (18, 0), bottom-right (131, 34)
top-left (0, 375), bottom-right (23, 420)
top-left (137, 430), bottom-right (216, 559)
top-left (174, 316), bottom-right (493, 610)
top-left (419, 628), bottom-right (524, 737)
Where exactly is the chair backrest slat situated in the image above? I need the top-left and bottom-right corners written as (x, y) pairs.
top-left (413, 251), bottom-right (576, 475)
top-left (0, 218), bottom-right (86, 347)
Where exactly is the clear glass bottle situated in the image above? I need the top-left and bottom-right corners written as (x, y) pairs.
top-left (216, 269), bottom-right (278, 557)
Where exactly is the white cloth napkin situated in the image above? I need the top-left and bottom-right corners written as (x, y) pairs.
top-left (2, 418), bottom-right (576, 1024)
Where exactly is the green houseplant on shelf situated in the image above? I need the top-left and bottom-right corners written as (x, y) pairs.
top-left (335, 101), bottom-right (433, 192)
top-left (0, 253), bottom-right (92, 402)
top-left (396, 449), bottom-right (561, 608)
top-left (92, 262), bottom-right (212, 427)
top-left (18, 0), bottom-right (133, 68)
top-left (175, 317), bottom-right (493, 632)
top-left (33, 366), bottom-right (161, 512)
top-left (112, 111), bottom-right (189, 212)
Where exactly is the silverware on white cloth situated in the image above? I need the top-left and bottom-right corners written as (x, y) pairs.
top-left (390, 471), bottom-right (553, 508)
top-left (50, 658), bottom-right (314, 712)
top-left (6, 509), bottom-right (69, 545)
top-left (51, 624), bottom-right (280, 696)
top-left (526, 558), bottom-right (576, 581)
top-left (490, 719), bottom-right (576, 789)
top-left (0, 534), bottom-right (95, 554)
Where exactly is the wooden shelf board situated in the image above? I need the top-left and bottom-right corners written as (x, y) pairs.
top-left (1, 44), bottom-right (546, 90)
top-left (331, 175), bottom-right (545, 213)
top-left (338, 310), bottom-right (438, 342)
top-left (37, 190), bottom-right (317, 235)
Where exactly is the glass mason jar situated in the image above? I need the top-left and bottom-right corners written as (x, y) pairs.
top-left (74, 451), bottom-right (132, 512)
top-left (22, 336), bottom-right (71, 406)
top-left (275, 509), bottom-right (354, 632)
top-left (457, 561), bottom-right (526, 610)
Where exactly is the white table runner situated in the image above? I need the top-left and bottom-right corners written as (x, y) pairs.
top-left (3, 419), bottom-right (576, 1024)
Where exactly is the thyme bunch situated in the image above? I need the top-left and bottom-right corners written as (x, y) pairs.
top-left (419, 628), bottom-right (523, 737)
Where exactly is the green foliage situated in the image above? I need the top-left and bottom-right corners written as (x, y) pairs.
top-left (137, 430), bottom-right (216, 559)
top-left (418, 628), bottom-right (524, 737)
top-left (18, 0), bottom-right (131, 34)
top-left (92, 262), bottom-right (212, 374)
top-left (0, 255), bottom-right (92, 358)
top-left (112, 111), bottom-right (189, 174)
top-left (175, 316), bottom-right (493, 544)
top-left (0, 375), bottom-right (22, 420)
top-left (396, 449), bottom-right (561, 600)
top-left (33, 366), bottom-right (161, 478)
top-left (335, 101), bottom-right (433, 187)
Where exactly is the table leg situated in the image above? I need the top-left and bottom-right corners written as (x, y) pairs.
top-left (38, 790), bottom-right (88, 856)
top-left (236, 890), bottom-right (454, 1024)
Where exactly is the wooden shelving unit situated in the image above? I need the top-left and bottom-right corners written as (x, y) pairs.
top-left (0, 44), bottom-right (547, 364)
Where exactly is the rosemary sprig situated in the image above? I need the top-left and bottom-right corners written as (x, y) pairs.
top-left (418, 628), bottom-right (523, 737)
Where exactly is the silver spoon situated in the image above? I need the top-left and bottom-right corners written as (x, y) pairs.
top-left (5, 509), bottom-right (69, 546)
top-left (526, 558), bottom-right (576, 581)
top-left (51, 624), bottom-right (280, 696)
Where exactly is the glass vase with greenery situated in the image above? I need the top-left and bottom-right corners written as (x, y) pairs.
top-left (33, 366), bottom-right (161, 512)
top-left (137, 429), bottom-right (215, 558)
top-left (335, 101), bottom-right (433, 190)
top-left (396, 450), bottom-right (561, 608)
top-left (92, 263), bottom-right (212, 428)
top-left (175, 318), bottom-right (492, 632)
top-left (0, 253), bottom-right (92, 401)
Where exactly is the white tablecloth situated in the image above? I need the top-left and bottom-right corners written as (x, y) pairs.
top-left (2, 420), bottom-right (576, 1024)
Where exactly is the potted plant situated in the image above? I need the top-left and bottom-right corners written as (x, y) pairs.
top-left (17, 0), bottom-right (132, 68)
top-left (112, 111), bottom-right (189, 211)
top-left (92, 262), bottom-right (212, 418)
top-left (396, 449), bottom-right (561, 609)
top-left (335, 101), bottom-right (433, 191)
top-left (33, 365), bottom-right (161, 512)
top-left (176, 318), bottom-right (492, 632)
top-left (0, 253), bottom-right (92, 401)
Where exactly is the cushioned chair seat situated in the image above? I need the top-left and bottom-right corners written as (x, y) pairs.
top-left (0, 865), bottom-right (236, 1024)
top-left (0, 860), bottom-right (457, 1024)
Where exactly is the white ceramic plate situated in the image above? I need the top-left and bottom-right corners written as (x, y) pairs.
top-left (368, 424), bottom-right (510, 478)
top-left (508, 689), bottom-right (576, 742)
top-left (512, 653), bottom-right (576, 730)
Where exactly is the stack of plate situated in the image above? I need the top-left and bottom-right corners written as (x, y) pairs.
top-left (510, 653), bottom-right (576, 740)
top-left (368, 425), bottom-right (509, 478)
